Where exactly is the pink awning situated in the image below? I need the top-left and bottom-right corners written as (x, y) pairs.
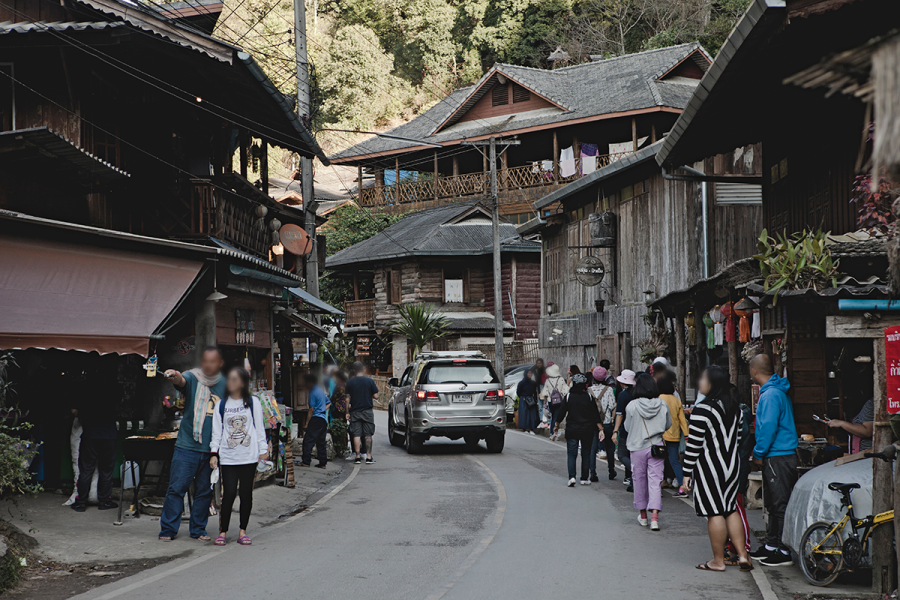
top-left (0, 237), bottom-right (204, 356)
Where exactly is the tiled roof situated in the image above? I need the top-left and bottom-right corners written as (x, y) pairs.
top-left (326, 201), bottom-right (540, 268)
top-left (330, 43), bottom-right (709, 162)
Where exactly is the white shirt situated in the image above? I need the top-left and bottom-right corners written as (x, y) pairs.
top-left (210, 396), bottom-right (267, 465)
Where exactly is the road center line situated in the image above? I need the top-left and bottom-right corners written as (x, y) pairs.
top-left (423, 458), bottom-right (507, 600)
top-left (82, 464), bottom-right (362, 600)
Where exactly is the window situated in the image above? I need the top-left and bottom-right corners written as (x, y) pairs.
top-left (399, 366), bottom-right (413, 387)
top-left (386, 268), bottom-right (401, 305)
top-left (0, 63), bottom-right (13, 132)
top-left (420, 361), bottom-right (499, 384)
top-left (444, 268), bottom-right (469, 303)
top-left (491, 84), bottom-right (509, 107)
top-left (512, 83), bottom-right (530, 103)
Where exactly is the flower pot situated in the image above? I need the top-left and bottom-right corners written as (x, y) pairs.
top-left (594, 299), bottom-right (605, 312)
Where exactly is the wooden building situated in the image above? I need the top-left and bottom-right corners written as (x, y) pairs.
top-left (654, 0), bottom-right (900, 591)
top-left (524, 140), bottom-right (762, 378)
top-left (328, 43), bottom-right (711, 224)
top-left (326, 202), bottom-right (540, 375)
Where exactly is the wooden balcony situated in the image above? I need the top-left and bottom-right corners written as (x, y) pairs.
top-left (344, 298), bottom-right (375, 327)
top-left (358, 153), bottom-right (629, 208)
top-left (192, 180), bottom-right (269, 257)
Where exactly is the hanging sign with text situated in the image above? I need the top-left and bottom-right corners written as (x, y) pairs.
top-left (885, 325), bottom-right (900, 414)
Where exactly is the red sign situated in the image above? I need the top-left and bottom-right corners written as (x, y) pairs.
top-left (279, 223), bottom-right (313, 256)
top-left (885, 326), bottom-right (900, 414)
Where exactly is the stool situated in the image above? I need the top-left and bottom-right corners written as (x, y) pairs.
top-left (746, 472), bottom-right (763, 510)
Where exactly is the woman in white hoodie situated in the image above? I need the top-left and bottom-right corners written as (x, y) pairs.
top-left (210, 367), bottom-right (268, 546)
top-left (539, 363), bottom-right (569, 441)
top-left (624, 373), bottom-right (671, 531)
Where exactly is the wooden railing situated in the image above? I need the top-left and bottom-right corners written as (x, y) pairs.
top-left (344, 298), bottom-right (375, 327)
top-left (358, 153), bottom-right (630, 207)
top-left (193, 180), bottom-right (269, 257)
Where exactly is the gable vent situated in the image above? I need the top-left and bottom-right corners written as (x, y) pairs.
top-left (491, 84), bottom-right (509, 107)
top-left (512, 83), bottom-right (530, 103)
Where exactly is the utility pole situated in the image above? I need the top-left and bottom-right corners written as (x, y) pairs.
top-left (294, 0), bottom-right (318, 310)
top-left (462, 136), bottom-right (519, 386)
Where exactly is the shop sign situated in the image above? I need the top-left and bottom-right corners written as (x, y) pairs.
top-left (574, 256), bottom-right (605, 287)
top-left (279, 223), bottom-right (313, 256)
top-left (885, 326), bottom-right (900, 414)
top-left (357, 336), bottom-right (371, 357)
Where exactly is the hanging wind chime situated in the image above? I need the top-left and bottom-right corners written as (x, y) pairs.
top-left (721, 301), bottom-right (736, 343)
top-left (685, 312), bottom-right (696, 346)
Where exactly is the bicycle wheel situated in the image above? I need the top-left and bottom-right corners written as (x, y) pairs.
top-left (800, 520), bottom-right (844, 586)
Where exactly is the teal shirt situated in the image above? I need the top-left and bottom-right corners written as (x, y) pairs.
top-left (175, 371), bottom-right (227, 453)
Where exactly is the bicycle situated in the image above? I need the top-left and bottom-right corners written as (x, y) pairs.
top-left (799, 444), bottom-right (897, 586)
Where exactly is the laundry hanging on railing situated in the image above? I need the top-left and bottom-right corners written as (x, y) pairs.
top-left (581, 143), bottom-right (599, 175)
top-left (560, 147), bottom-right (576, 178)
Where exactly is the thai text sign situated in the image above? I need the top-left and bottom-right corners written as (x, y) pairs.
top-left (885, 325), bottom-right (900, 414)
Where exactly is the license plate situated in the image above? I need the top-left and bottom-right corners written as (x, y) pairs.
top-left (451, 394), bottom-right (471, 403)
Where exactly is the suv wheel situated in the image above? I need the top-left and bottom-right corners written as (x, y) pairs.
top-left (463, 434), bottom-right (480, 448)
top-left (387, 405), bottom-right (404, 447)
top-left (406, 417), bottom-right (424, 454)
top-left (486, 431), bottom-right (505, 454)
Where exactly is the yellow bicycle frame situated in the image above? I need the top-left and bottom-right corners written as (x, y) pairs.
top-left (811, 507), bottom-right (895, 554)
top-left (812, 514), bottom-right (849, 555)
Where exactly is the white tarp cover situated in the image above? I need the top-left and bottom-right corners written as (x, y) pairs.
top-left (783, 458), bottom-right (873, 553)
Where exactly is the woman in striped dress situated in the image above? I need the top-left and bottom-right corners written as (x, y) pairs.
top-left (683, 366), bottom-right (752, 572)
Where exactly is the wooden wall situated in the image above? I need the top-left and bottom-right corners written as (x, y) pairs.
top-left (457, 82), bottom-right (556, 124)
top-left (215, 293), bottom-right (271, 349)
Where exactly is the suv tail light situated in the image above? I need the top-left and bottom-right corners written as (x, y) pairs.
top-left (415, 390), bottom-right (440, 402)
top-left (485, 389), bottom-right (504, 400)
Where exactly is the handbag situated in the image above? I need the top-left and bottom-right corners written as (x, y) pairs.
top-left (641, 417), bottom-right (667, 459)
top-left (523, 395), bottom-right (537, 408)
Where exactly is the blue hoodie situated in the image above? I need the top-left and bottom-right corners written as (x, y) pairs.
top-left (753, 374), bottom-right (798, 459)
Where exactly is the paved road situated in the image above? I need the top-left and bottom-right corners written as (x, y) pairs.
top-left (75, 412), bottom-right (766, 600)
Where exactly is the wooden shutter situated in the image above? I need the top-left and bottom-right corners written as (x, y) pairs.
top-left (491, 84), bottom-right (509, 107)
top-left (391, 268), bottom-right (401, 304)
top-left (463, 269), bottom-right (470, 303)
top-left (512, 83), bottom-right (530, 103)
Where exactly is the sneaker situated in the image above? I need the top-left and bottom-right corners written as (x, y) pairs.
top-left (567, 478), bottom-right (577, 487)
top-left (650, 519), bottom-right (660, 531)
top-left (673, 488), bottom-right (688, 498)
top-left (626, 485), bottom-right (634, 493)
top-left (638, 513), bottom-right (648, 527)
top-left (580, 479), bottom-right (591, 486)
top-left (365, 457), bottom-right (376, 464)
top-left (590, 474), bottom-right (599, 483)
top-left (529, 431), bottom-right (536, 436)
top-left (623, 477), bottom-right (633, 486)
top-left (354, 456), bottom-right (362, 465)
top-left (749, 547), bottom-right (772, 561)
top-left (98, 500), bottom-right (118, 510)
top-left (760, 551), bottom-right (793, 567)
top-left (608, 472), bottom-right (617, 481)
top-left (70, 502), bottom-right (87, 513)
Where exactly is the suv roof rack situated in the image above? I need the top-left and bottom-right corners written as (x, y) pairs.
top-left (415, 350), bottom-right (487, 360)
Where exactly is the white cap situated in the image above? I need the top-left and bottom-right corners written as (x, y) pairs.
top-left (652, 357), bottom-right (669, 367)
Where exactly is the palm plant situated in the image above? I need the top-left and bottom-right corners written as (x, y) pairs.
top-left (754, 228), bottom-right (842, 304)
top-left (391, 303), bottom-right (451, 356)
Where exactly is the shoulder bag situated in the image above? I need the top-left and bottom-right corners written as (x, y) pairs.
top-left (641, 416), bottom-right (667, 459)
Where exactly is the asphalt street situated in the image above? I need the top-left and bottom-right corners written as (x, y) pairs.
top-left (73, 411), bottom-right (768, 600)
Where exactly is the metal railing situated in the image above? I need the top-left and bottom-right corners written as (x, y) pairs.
top-left (358, 153), bottom-right (630, 207)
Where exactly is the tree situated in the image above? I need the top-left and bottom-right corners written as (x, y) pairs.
top-left (320, 204), bottom-right (406, 310)
top-left (391, 303), bottom-right (450, 356)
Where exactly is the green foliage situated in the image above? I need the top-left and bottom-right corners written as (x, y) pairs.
top-left (753, 228), bottom-right (842, 304)
top-left (0, 425), bottom-right (40, 502)
top-left (320, 205), bottom-right (406, 310)
top-left (390, 303), bottom-right (451, 356)
top-left (0, 547), bottom-right (22, 593)
top-left (329, 417), bottom-right (350, 457)
top-left (0, 352), bottom-right (16, 408)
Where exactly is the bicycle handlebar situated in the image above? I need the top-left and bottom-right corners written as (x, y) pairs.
top-left (864, 444), bottom-right (897, 462)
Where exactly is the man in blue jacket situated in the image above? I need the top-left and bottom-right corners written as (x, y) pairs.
top-left (748, 354), bottom-right (798, 567)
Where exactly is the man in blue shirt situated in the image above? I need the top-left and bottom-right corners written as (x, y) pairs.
top-left (749, 353), bottom-right (798, 567)
top-left (159, 347), bottom-right (226, 542)
top-left (301, 373), bottom-right (331, 468)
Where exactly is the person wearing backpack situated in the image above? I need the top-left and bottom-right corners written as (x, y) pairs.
top-left (210, 367), bottom-right (267, 546)
top-left (540, 364), bottom-right (569, 441)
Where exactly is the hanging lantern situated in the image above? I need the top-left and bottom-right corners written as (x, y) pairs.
top-left (255, 205), bottom-right (268, 218)
top-left (711, 305), bottom-right (724, 346)
top-left (685, 312), bottom-right (696, 346)
top-left (268, 218), bottom-right (281, 231)
top-left (702, 311), bottom-right (715, 349)
top-left (721, 301), bottom-right (736, 343)
top-left (734, 297), bottom-right (758, 343)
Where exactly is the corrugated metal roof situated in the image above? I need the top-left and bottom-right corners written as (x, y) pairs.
top-left (326, 201), bottom-right (540, 269)
top-left (442, 312), bottom-right (514, 331)
top-left (209, 237), bottom-right (303, 283)
top-left (0, 20), bottom-right (124, 33)
top-left (330, 43), bottom-right (710, 163)
top-left (0, 127), bottom-right (129, 180)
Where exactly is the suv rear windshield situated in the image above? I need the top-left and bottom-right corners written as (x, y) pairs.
top-left (420, 361), bottom-right (499, 385)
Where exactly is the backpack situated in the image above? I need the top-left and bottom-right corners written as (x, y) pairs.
top-left (218, 397), bottom-right (256, 427)
top-left (549, 379), bottom-right (564, 405)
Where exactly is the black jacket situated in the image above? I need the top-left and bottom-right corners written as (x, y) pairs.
top-left (555, 391), bottom-right (602, 435)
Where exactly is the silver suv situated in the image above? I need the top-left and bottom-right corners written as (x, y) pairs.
top-left (387, 351), bottom-right (506, 454)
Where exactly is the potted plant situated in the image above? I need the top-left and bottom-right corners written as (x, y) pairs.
top-left (594, 299), bottom-right (605, 312)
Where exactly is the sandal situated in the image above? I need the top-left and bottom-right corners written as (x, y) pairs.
top-left (158, 536), bottom-right (173, 542)
top-left (194, 535), bottom-right (211, 542)
top-left (237, 535), bottom-right (252, 546)
top-left (214, 535), bottom-right (227, 546)
top-left (739, 561), bottom-right (754, 572)
top-left (696, 562), bottom-right (725, 572)
top-left (723, 555), bottom-right (740, 566)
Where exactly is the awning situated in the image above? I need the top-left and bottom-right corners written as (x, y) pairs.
top-left (283, 309), bottom-right (329, 338)
top-left (0, 237), bottom-right (203, 356)
top-left (288, 287), bottom-right (344, 316)
top-left (0, 127), bottom-right (130, 183)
